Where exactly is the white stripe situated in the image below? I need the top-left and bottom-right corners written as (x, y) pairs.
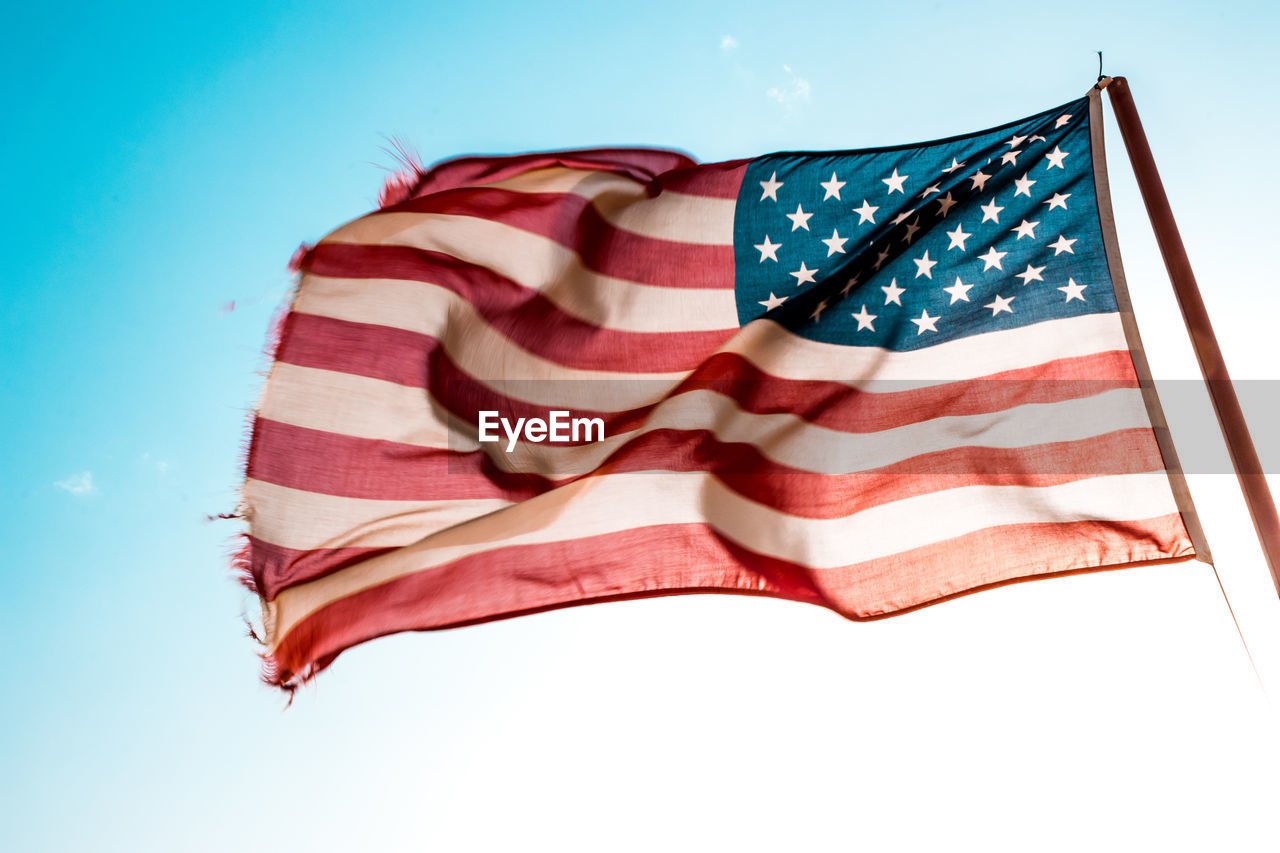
top-left (486, 386), bottom-right (1153, 479)
top-left (265, 470), bottom-right (1181, 646)
top-left (317, 215), bottom-right (738, 333)
top-left (593, 189), bottom-right (736, 245)
top-left (408, 165), bottom-right (737, 245)
top-left (294, 278), bottom-right (686, 410)
top-left (484, 167), bottom-right (737, 245)
top-left (261, 359), bottom-right (1154, 480)
top-left (298, 272), bottom-right (1132, 388)
top-left (295, 274), bottom-right (1131, 396)
top-left (731, 312), bottom-right (1133, 385)
top-left (287, 278), bottom-right (1135, 418)
top-left (244, 478), bottom-right (511, 552)
top-left (260, 363), bottom-right (459, 450)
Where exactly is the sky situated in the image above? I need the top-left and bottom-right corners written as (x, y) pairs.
top-left (4, 1), bottom-right (1280, 850)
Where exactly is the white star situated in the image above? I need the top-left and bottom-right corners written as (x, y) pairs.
top-left (882, 168), bottom-right (909, 194)
top-left (759, 172), bottom-right (783, 201)
top-left (754, 235), bottom-right (781, 262)
top-left (943, 276), bottom-right (974, 303)
top-left (1011, 219), bottom-right (1039, 240)
top-left (911, 308), bottom-right (939, 335)
top-left (759, 291), bottom-right (787, 311)
top-left (946, 224), bottom-right (972, 251)
top-left (1044, 192), bottom-right (1071, 211)
top-left (821, 228), bottom-right (849, 256)
top-left (913, 250), bottom-right (937, 279)
top-left (1001, 149), bottom-right (1021, 166)
top-left (1005, 133), bottom-right (1028, 149)
top-left (1045, 146), bottom-right (1069, 170)
top-left (920, 183), bottom-right (942, 198)
top-left (840, 275), bottom-right (859, 297)
top-left (790, 261), bottom-right (818, 285)
top-left (820, 172), bottom-right (846, 201)
top-left (852, 199), bottom-right (879, 224)
top-left (810, 299), bottom-right (829, 322)
top-left (881, 278), bottom-right (905, 305)
top-left (980, 198), bottom-right (1004, 223)
top-left (970, 170), bottom-right (992, 191)
top-left (1029, 134), bottom-right (1047, 143)
top-left (1049, 235), bottom-right (1077, 255)
top-left (892, 209), bottom-right (915, 226)
top-left (874, 245), bottom-right (892, 270)
top-left (786, 203), bottom-right (813, 231)
top-left (1055, 114), bottom-right (1072, 128)
top-left (851, 304), bottom-right (877, 331)
top-left (942, 157), bottom-right (966, 174)
top-left (985, 294), bottom-right (1015, 315)
top-left (1015, 263), bottom-right (1046, 285)
top-left (936, 192), bottom-right (958, 217)
top-left (1059, 278), bottom-right (1088, 302)
top-left (978, 246), bottom-right (1008, 271)
top-left (902, 219), bottom-right (921, 245)
top-left (1013, 173), bottom-right (1037, 197)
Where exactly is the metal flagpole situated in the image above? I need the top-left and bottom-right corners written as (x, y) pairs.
top-left (1101, 74), bottom-right (1280, 597)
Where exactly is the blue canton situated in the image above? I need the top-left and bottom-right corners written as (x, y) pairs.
top-left (733, 96), bottom-right (1112, 350)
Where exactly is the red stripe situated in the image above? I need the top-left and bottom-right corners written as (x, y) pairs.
top-left (384, 187), bottom-right (735, 289)
top-left (274, 312), bottom-right (1140, 434)
top-left (398, 148), bottom-right (700, 199)
top-left (248, 420), bottom-right (1169, 599)
top-left (249, 417), bottom-right (551, 502)
top-left (250, 414), bottom-right (1166, 507)
top-left (300, 246), bottom-right (737, 372)
top-left (249, 537), bottom-right (395, 602)
top-left (266, 513), bottom-right (1193, 687)
top-left (652, 160), bottom-right (749, 199)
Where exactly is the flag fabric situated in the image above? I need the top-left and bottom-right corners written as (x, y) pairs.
top-left (241, 87), bottom-right (1205, 689)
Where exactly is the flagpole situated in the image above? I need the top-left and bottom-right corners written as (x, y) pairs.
top-left (1102, 75), bottom-right (1280, 597)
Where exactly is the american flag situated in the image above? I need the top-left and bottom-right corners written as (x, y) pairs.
top-left (242, 88), bottom-right (1204, 689)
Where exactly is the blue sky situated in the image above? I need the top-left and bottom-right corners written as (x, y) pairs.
top-left (5, 2), bottom-right (1280, 850)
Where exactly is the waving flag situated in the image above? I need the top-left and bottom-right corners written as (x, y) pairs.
top-left (241, 87), bottom-right (1205, 689)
